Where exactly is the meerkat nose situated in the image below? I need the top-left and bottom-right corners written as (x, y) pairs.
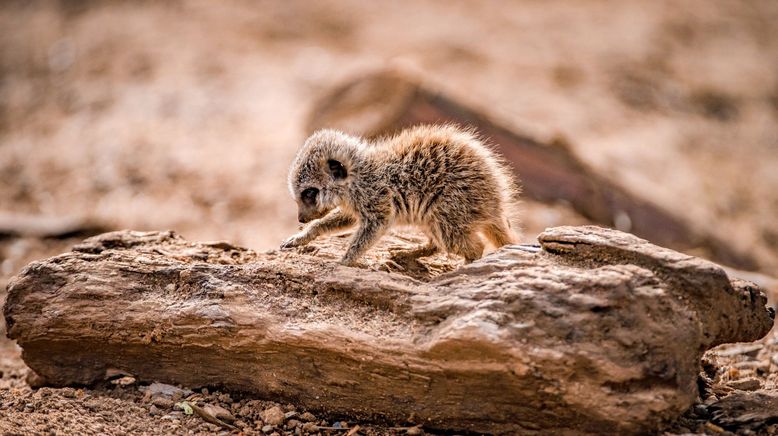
top-left (298, 214), bottom-right (309, 224)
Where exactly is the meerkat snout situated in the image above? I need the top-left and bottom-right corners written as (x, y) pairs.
top-left (281, 124), bottom-right (521, 266)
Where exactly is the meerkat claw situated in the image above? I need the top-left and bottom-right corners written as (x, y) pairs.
top-left (280, 236), bottom-right (305, 249)
top-left (382, 259), bottom-right (405, 271)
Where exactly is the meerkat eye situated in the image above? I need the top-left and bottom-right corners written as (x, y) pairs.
top-left (327, 159), bottom-right (347, 180)
top-left (300, 187), bottom-right (318, 206)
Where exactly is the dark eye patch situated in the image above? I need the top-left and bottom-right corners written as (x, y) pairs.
top-left (328, 159), bottom-right (347, 180)
top-left (301, 187), bottom-right (318, 206)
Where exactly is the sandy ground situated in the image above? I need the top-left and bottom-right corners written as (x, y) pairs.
top-left (1, 0), bottom-right (778, 434)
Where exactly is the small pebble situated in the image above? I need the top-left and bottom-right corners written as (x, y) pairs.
top-left (299, 412), bottom-right (316, 422)
top-left (732, 360), bottom-right (768, 370)
top-left (726, 378), bottom-right (761, 391)
top-left (149, 405), bottom-right (160, 416)
top-left (144, 382), bottom-right (192, 400)
top-left (238, 405), bottom-right (253, 417)
top-left (151, 398), bottom-right (174, 409)
top-left (111, 376), bottom-right (136, 387)
top-left (262, 424), bottom-right (274, 433)
top-left (704, 395), bottom-right (719, 405)
top-left (202, 403), bottom-right (235, 423)
top-left (302, 422), bottom-right (318, 433)
top-left (705, 422), bottom-right (726, 433)
top-left (406, 425), bottom-right (423, 435)
top-left (286, 419), bottom-right (300, 430)
top-left (261, 405), bottom-right (285, 426)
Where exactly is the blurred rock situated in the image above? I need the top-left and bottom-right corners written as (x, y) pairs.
top-left (307, 69), bottom-right (760, 271)
top-left (0, 212), bottom-right (109, 240)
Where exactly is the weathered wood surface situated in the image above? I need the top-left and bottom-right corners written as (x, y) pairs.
top-left (307, 70), bottom-right (758, 271)
top-left (3, 226), bottom-right (774, 434)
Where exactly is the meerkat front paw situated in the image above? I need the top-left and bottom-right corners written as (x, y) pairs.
top-left (338, 256), bottom-right (362, 268)
top-left (280, 233), bottom-right (311, 249)
top-left (338, 258), bottom-right (355, 267)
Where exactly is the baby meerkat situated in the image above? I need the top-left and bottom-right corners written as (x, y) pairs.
top-left (281, 124), bottom-right (521, 266)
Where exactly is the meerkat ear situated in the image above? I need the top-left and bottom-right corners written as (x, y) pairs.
top-left (327, 159), bottom-right (347, 180)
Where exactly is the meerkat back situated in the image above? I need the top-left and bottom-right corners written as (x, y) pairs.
top-left (376, 125), bottom-right (520, 261)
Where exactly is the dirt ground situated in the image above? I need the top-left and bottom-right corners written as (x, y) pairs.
top-left (1, 0), bottom-right (778, 434)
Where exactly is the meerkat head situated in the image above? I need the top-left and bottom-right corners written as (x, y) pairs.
top-left (288, 129), bottom-right (363, 223)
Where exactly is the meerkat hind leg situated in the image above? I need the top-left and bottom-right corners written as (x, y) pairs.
top-left (460, 236), bottom-right (485, 263)
top-left (446, 228), bottom-right (485, 263)
top-left (390, 240), bottom-right (439, 261)
top-left (481, 218), bottom-right (517, 248)
top-left (388, 240), bottom-right (439, 272)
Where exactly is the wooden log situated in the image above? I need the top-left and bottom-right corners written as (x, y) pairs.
top-left (307, 70), bottom-right (758, 271)
top-left (3, 227), bottom-right (774, 434)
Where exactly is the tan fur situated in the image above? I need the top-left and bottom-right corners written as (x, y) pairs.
top-left (282, 124), bottom-right (521, 265)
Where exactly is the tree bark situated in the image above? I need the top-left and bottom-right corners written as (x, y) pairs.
top-left (3, 227), bottom-right (773, 434)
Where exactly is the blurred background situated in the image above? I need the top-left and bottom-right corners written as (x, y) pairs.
top-left (1, 1), bottom-right (778, 433)
top-left (1, 0), bottom-right (777, 285)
